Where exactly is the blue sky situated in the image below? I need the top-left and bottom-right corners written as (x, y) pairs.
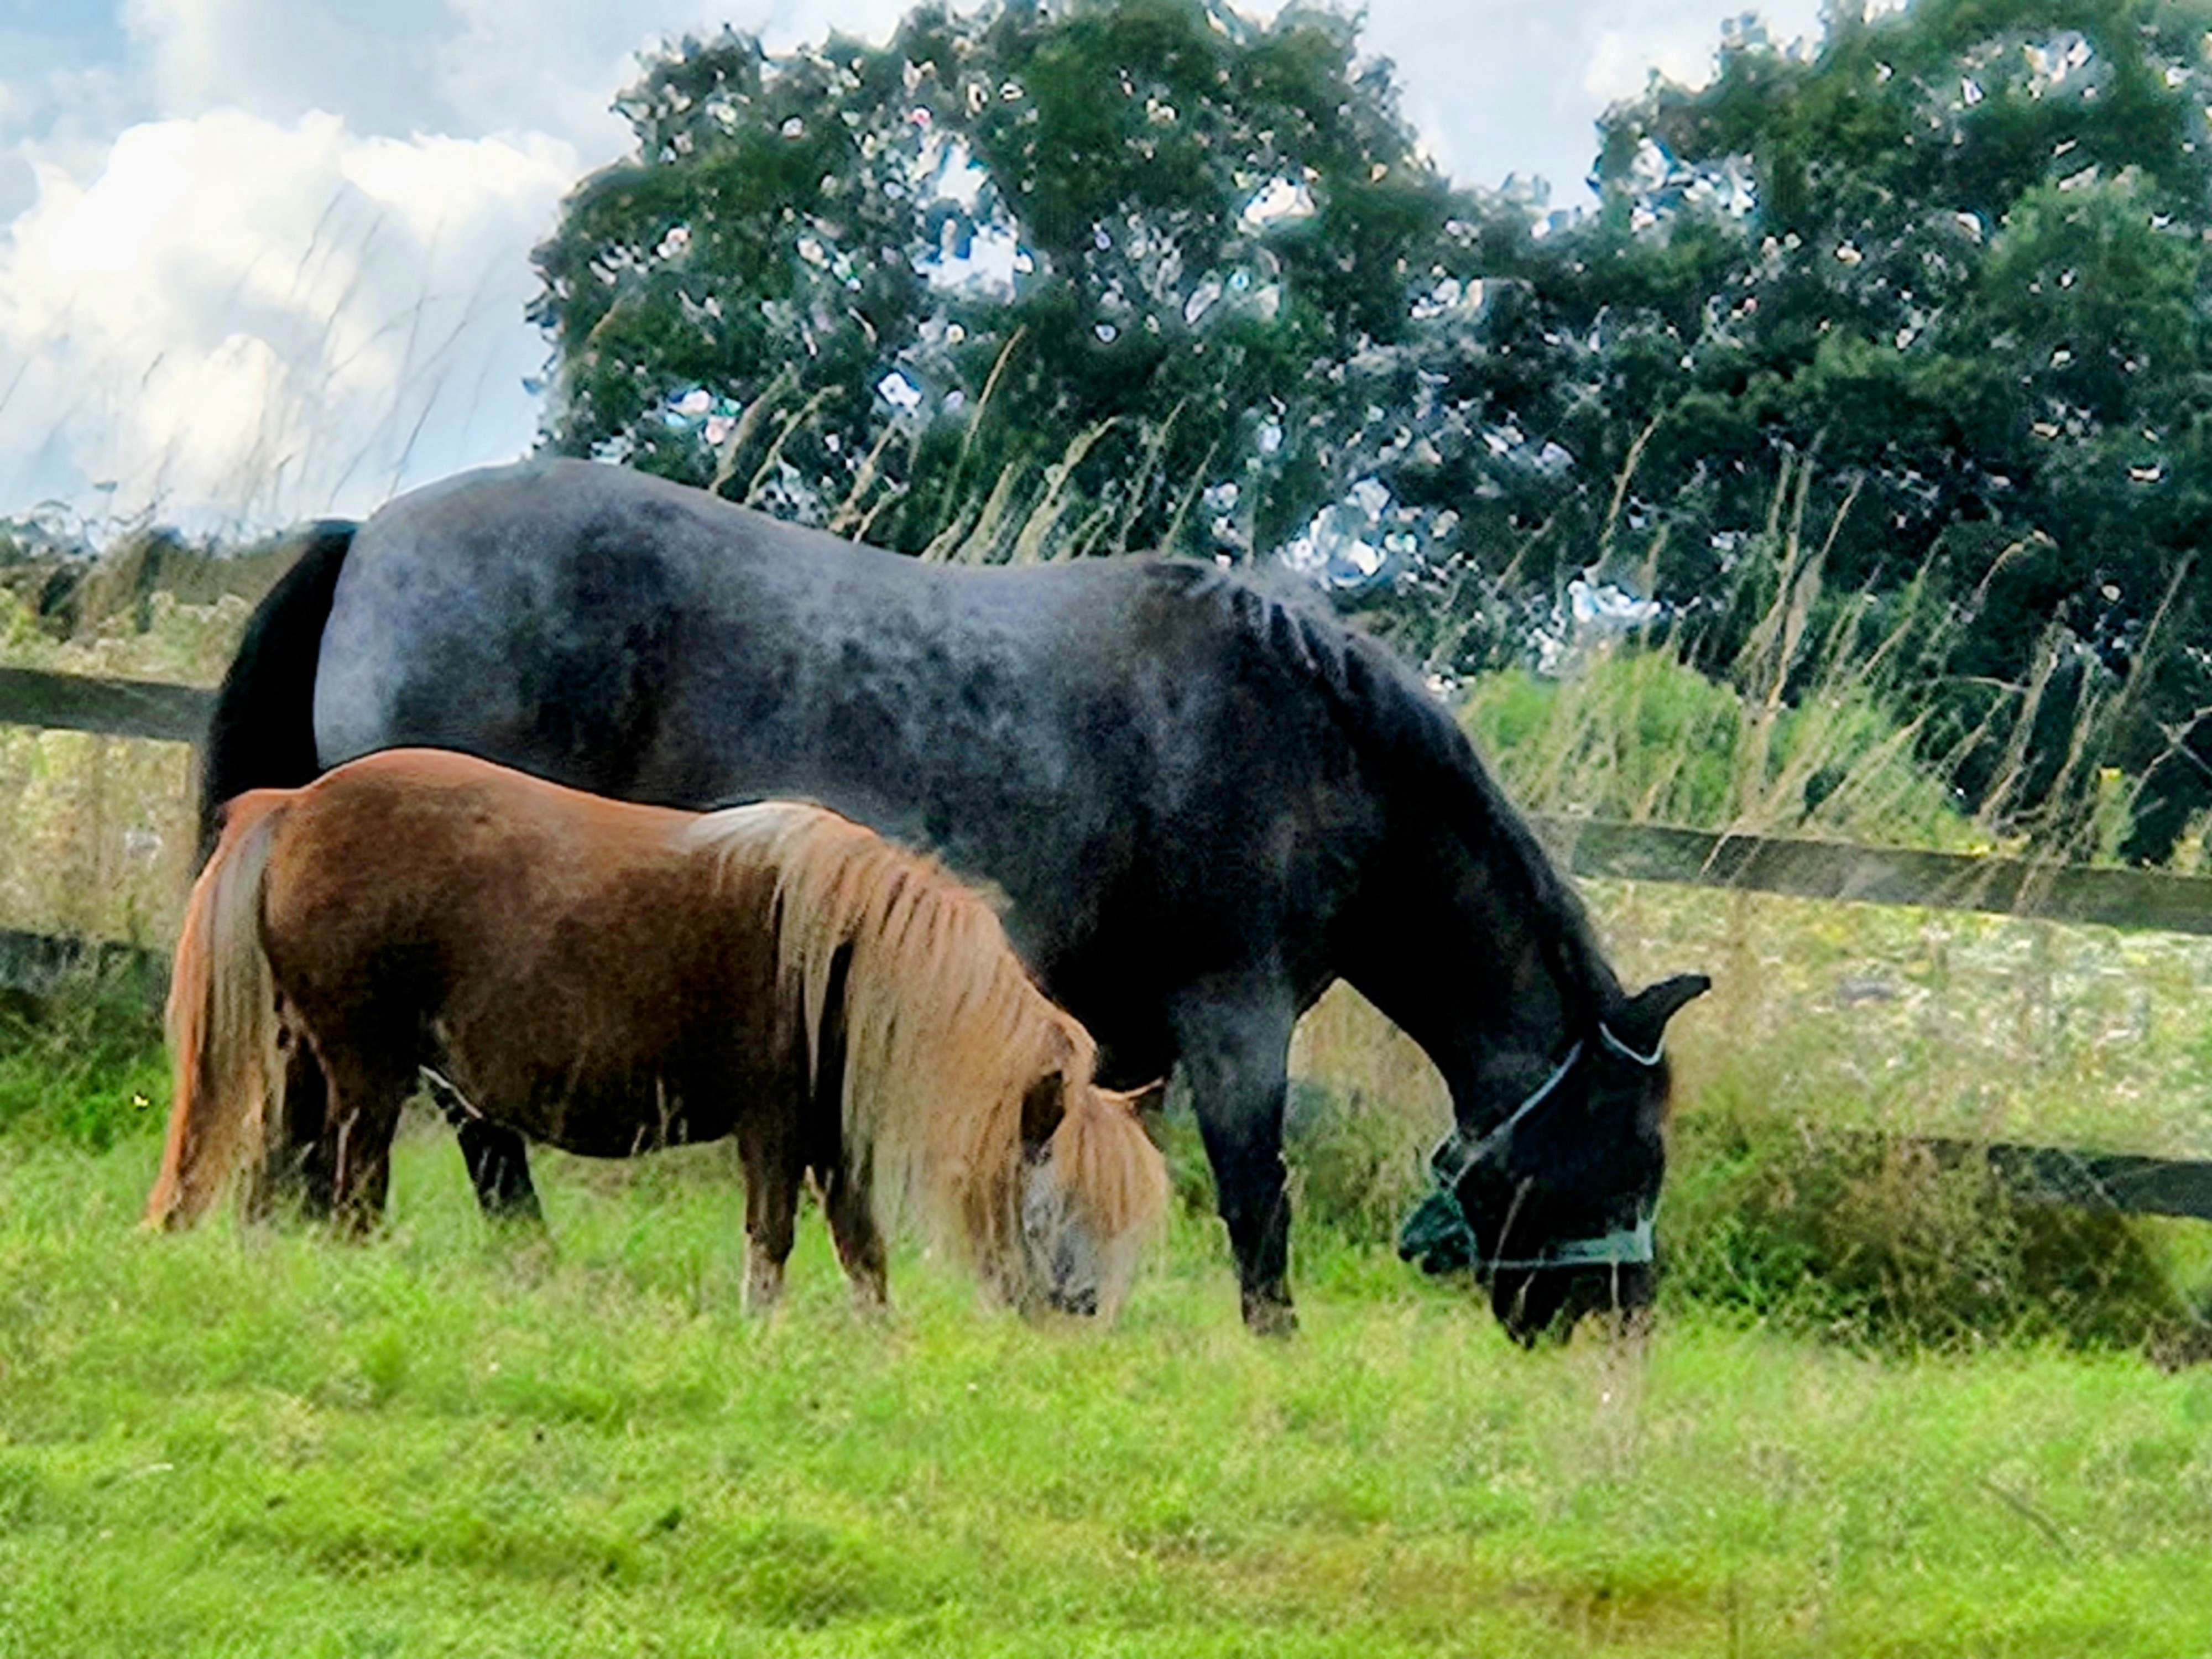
top-left (0, 0), bottom-right (1829, 534)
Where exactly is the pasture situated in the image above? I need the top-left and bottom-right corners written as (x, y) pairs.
top-left (12, 0), bottom-right (2212, 1642)
top-left (0, 1125), bottom-right (2206, 1658)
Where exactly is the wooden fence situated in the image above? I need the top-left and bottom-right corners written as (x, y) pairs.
top-left (3, 663), bottom-right (2209, 1220)
top-left (0, 667), bottom-right (213, 747)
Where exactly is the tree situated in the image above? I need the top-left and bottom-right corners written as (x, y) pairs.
top-left (531, 0), bottom-right (1486, 564)
top-left (1384, 0), bottom-right (2212, 855)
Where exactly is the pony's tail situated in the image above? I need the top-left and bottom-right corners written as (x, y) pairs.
top-left (144, 790), bottom-right (292, 1229)
top-left (1039, 1079), bottom-right (1171, 1316)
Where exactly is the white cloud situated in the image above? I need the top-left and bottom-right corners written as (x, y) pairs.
top-left (0, 107), bottom-right (576, 528)
top-left (0, 0), bottom-right (944, 528)
top-left (120, 0), bottom-right (919, 150)
top-left (1579, 0), bottom-right (1825, 109)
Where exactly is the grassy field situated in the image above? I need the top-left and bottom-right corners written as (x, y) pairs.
top-left (1, 1126), bottom-right (2208, 1659)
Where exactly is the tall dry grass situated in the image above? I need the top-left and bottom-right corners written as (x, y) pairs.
top-left (0, 575), bottom-right (253, 945)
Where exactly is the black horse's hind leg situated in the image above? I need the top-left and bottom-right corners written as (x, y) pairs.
top-left (820, 1160), bottom-right (889, 1310)
top-left (455, 1123), bottom-right (541, 1223)
top-left (1171, 983), bottom-right (1298, 1337)
top-left (419, 1068), bottom-right (543, 1224)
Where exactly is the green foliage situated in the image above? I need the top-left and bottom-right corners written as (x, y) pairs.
top-left (530, 0), bottom-right (1476, 562)
top-left (1665, 1089), bottom-right (2209, 1354)
top-left (1338, 0), bottom-right (2212, 859)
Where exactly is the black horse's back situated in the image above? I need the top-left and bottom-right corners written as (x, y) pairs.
top-left (198, 520), bottom-right (356, 859)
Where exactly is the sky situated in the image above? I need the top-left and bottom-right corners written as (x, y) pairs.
top-left (0, 0), bottom-right (1830, 536)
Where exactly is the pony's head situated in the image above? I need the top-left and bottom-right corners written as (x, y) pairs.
top-left (1015, 1070), bottom-right (1169, 1318)
top-left (1407, 972), bottom-right (1709, 1344)
top-left (705, 796), bottom-right (1173, 1316)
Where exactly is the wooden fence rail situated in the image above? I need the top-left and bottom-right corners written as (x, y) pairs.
top-left (0, 927), bottom-right (160, 993)
top-left (0, 667), bottom-right (215, 746)
top-left (4, 664), bottom-right (2211, 1225)
top-left (1535, 817), bottom-right (2212, 938)
top-left (9, 663), bottom-right (2210, 932)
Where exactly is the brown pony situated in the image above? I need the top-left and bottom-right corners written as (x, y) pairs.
top-left (145, 749), bottom-right (1170, 1316)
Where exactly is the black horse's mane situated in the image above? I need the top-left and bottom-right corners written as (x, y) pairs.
top-left (1154, 561), bottom-right (1619, 1015)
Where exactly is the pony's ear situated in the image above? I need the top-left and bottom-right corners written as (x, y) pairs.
top-left (1104, 1077), bottom-right (1170, 1121)
top-left (1020, 1069), bottom-right (1068, 1147)
top-left (1618, 972), bottom-right (1710, 1050)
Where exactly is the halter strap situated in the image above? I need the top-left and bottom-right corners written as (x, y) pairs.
top-left (1408, 1019), bottom-right (1670, 1279)
top-left (1475, 1205), bottom-right (1658, 1272)
top-left (1428, 1040), bottom-right (1584, 1191)
top-left (1597, 1021), bottom-right (1666, 1068)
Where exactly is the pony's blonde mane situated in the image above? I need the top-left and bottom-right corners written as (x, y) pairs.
top-left (686, 803), bottom-right (1137, 1278)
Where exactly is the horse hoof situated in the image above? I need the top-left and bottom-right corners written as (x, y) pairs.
top-left (483, 1197), bottom-right (547, 1229)
top-left (1241, 1294), bottom-right (1298, 1338)
top-left (1046, 1284), bottom-right (1100, 1318)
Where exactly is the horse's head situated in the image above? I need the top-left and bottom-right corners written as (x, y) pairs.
top-left (1410, 972), bottom-right (1709, 1344)
top-left (1018, 1075), bottom-right (1170, 1318)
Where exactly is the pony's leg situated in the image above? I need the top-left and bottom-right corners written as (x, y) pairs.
top-left (737, 1129), bottom-right (800, 1314)
top-left (246, 1033), bottom-right (332, 1222)
top-left (1171, 982), bottom-right (1299, 1336)
top-left (820, 1163), bottom-right (889, 1312)
top-left (314, 1046), bottom-right (414, 1235)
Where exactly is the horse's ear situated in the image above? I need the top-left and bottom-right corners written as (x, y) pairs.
top-left (1619, 973), bottom-right (1710, 1049)
top-left (1020, 1069), bottom-right (1068, 1147)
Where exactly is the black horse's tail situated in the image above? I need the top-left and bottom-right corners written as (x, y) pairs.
top-left (197, 521), bottom-right (355, 866)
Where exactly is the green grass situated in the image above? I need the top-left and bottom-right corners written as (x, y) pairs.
top-left (1459, 651), bottom-right (1987, 853)
top-left (2, 1130), bottom-right (2208, 1658)
top-left (0, 971), bottom-right (168, 1151)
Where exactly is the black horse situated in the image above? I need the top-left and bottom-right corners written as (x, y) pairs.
top-left (206, 458), bottom-right (1707, 1339)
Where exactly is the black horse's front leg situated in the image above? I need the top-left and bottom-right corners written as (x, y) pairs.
top-left (455, 1121), bottom-right (542, 1223)
top-left (419, 1068), bottom-right (544, 1224)
top-left (1171, 982), bottom-right (1298, 1336)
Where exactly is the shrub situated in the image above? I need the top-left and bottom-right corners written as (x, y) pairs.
top-left (1662, 1083), bottom-right (2210, 1355)
top-left (1459, 646), bottom-right (1984, 849)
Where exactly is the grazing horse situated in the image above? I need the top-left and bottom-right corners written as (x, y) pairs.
top-left (206, 458), bottom-right (1708, 1339)
top-left (147, 749), bottom-right (1170, 1316)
